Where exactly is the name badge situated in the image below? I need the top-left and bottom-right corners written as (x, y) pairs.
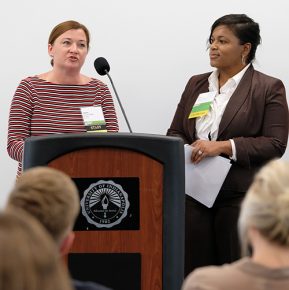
top-left (188, 91), bottom-right (216, 119)
top-left (80, 106), bottom-right (107, 132)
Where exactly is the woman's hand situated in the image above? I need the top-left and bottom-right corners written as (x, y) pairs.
top-left (191, 140), bottom-right (232, 164)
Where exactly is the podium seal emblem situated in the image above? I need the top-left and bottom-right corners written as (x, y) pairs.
top-left (80, 180), bottom-right (130, 228)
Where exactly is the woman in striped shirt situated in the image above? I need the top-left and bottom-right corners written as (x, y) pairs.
top-left (7, 20), bottom-right (119, 176)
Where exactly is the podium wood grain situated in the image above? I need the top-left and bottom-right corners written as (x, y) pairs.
top-left (49, 147), bottom-right (163, 290)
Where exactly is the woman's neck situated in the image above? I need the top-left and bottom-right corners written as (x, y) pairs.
top-left (251, 231), bottom-right (289, 268)
top-left (42, 69), bottom-right (89, 85)
top-left (218, 64), bottom-right (247, 88)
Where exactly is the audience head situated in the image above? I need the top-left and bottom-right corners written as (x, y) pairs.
top-left (7, 166), bottom-right (80, 249)
top-left (238, 159), bottom-right (289, 255)
top-left (0, 209), bottom-right (73, 290)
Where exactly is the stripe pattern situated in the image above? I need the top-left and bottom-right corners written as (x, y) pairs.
top-left (7, 76), bottom-right (119, 176)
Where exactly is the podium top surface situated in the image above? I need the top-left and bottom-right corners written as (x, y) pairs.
top-left (25, 132), bottom-right (181, 143)
top-left (24, 132), bottom-right (184, 169)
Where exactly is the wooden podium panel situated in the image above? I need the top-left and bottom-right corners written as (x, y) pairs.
top-left (49, 148), bottom-right (163, 290)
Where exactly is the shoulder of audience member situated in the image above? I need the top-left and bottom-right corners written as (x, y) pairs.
top-left (182, 259), bottom-right (248, 290)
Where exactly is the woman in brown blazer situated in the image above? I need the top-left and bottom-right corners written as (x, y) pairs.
top-left (167, 14), bottom-right (289, 275)
top-left (182, 160), bottom-right (289, 290)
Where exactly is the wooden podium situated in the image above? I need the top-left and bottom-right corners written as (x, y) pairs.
top-left (23, 133), bottom-right (185, 290)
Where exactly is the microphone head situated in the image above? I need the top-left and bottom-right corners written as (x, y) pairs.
top-left (94, 57), bottom-right (110, 75)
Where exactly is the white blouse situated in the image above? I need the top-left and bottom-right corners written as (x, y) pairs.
top-left (195, 64), bottom-right (250, 160)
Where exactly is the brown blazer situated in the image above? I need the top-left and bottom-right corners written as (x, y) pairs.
top-left (167, 65), bottom-right (289, 192)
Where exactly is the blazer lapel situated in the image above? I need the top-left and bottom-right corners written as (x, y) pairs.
top-left (218, 66), bottom-right (254, 139)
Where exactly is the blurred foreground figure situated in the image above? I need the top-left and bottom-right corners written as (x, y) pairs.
top-left (182, 159), bottom-right (289, 290)
top-left (0, 209), bottom-right (73, 290)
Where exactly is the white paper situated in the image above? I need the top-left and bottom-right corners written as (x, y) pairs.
top-left (184, 145), bottom-right (232, 208)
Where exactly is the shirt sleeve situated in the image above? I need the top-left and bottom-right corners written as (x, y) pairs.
top-left (229, 139), bottom-right (237, 161)
top-left (7, 79), bottom-right (33, 162)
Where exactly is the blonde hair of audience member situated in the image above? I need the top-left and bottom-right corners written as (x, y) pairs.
top-left (238, 159), bottom-right (289, 267)
top-left (0, 209), bottom-right (73, 290)
top-left (7, 166), bottom-right (80, 255)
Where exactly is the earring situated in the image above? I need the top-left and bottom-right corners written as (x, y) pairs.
top-left (241, 55), bottom-right (246, 65)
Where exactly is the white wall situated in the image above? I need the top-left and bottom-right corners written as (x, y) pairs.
top-left (1, 0), bottom-right (288, 207)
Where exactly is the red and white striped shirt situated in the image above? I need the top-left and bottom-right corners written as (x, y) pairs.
top-left (7, 76), bottom-right (119, 176)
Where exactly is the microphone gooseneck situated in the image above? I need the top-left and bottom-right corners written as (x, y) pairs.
top-left (94, 57), bottom-right (132, 133)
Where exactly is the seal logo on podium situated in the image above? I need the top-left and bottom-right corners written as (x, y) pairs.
top-left (81, 180), bottom-right (130, 228)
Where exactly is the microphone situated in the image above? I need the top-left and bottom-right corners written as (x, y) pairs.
top-left (94, 57), bottom-right (110, 76)
top-left (94, 57), bottom-right (132, 133)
